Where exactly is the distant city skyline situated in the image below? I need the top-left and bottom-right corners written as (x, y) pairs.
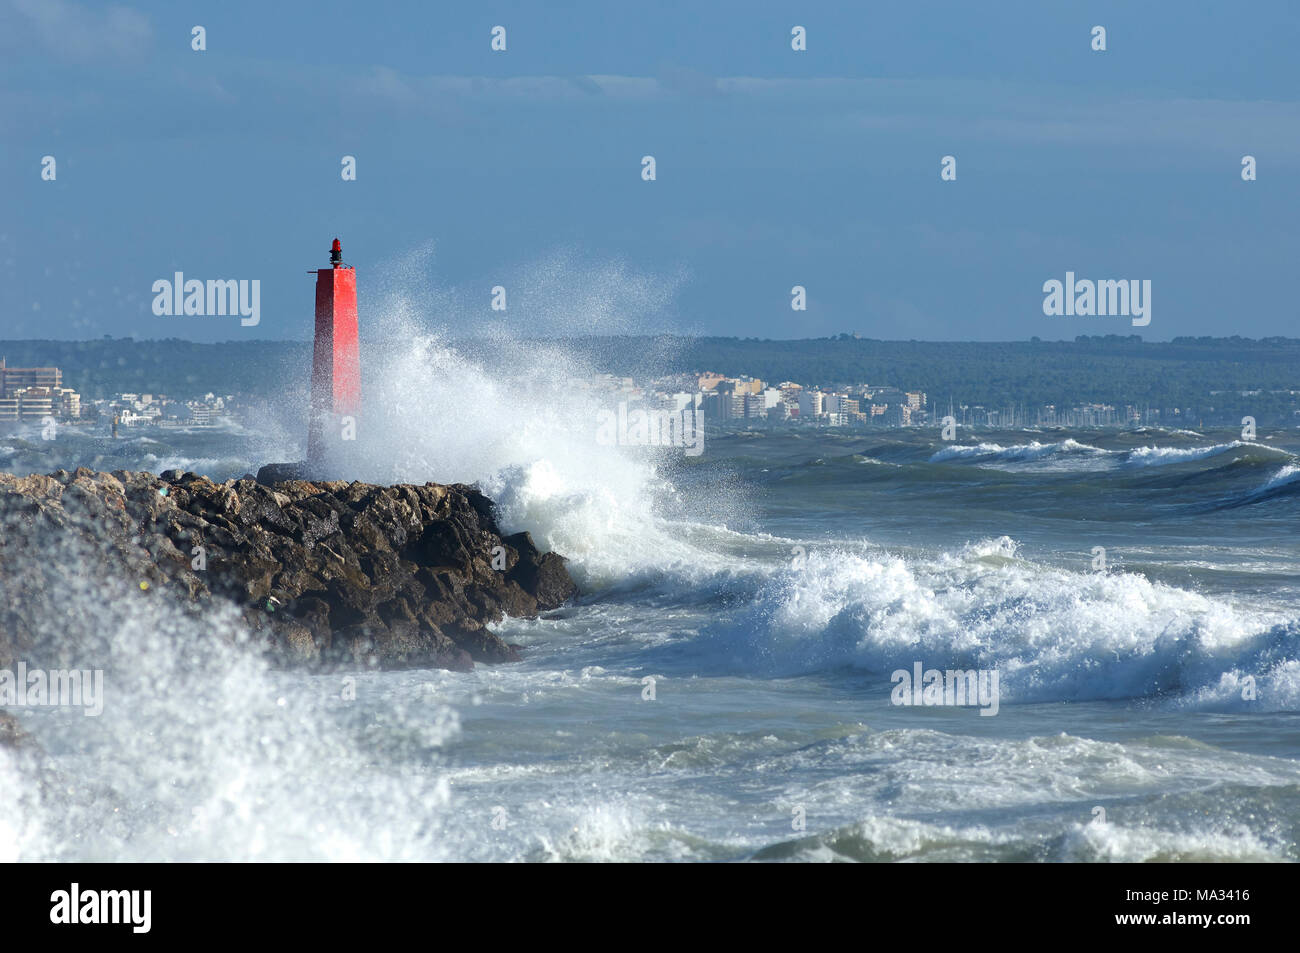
top-left (3, 0), bottom-right (1298, 343)
top-left (7, 348), bottom-right (1293, 431)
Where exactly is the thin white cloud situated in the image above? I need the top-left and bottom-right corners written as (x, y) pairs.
top-left (6, 42), bottom-right (1298, 161)
top-left (7, 0), bottom-right (152, 61)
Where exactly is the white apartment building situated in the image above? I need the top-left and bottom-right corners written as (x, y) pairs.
top-left (798, 390), bottom-right (825, 418)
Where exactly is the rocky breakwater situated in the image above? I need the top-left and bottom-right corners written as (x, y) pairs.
top-left (0, 468), bottom-right (577, 672)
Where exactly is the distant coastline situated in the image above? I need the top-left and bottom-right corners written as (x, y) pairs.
top-left (2, 334), bottom-right (1296, 428)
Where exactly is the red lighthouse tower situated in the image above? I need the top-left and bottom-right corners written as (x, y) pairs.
top-left (307, 238), bottom-right (360, 466)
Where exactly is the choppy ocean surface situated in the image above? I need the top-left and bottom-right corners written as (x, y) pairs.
top-left (3, 398), bottom-right (1298, 861)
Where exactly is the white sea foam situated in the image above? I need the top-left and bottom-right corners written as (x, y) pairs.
top-left (929, 439), bottom-right (1105, 464)
top-left (1, 560), bottom-right (461, 861)
top-left (1122, 440), bottom-right (1289, 468)
top-left (1260, 463), bottom-right (1300, 492)
top-left (682, 539), bottom-right (1298, 709)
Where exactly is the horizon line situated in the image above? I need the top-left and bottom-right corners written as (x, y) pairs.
top-left (3, 334), bottom-right (1299, 346)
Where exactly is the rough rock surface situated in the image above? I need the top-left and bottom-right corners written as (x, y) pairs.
top-left (0, 468), bottom-right (577, 672)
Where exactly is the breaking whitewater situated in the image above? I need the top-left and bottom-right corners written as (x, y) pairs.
top-left (2, 329), bottom-right (1298, 861)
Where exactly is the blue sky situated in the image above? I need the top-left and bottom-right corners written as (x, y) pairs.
top-left (2, 0), bottom-right (1298, 342)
